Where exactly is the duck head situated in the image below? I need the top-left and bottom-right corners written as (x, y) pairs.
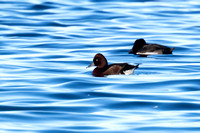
top-left (87, 53), bottom-right (108, 68)
top-left (129, 38), bottom-right (147, 54)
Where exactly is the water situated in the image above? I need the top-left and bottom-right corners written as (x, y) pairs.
top-left (0, 0), bottom-right (200, 132)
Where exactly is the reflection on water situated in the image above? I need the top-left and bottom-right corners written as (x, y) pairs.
top-left (0, 0), bottom-right (200, 132)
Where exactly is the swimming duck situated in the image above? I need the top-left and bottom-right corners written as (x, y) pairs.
top-left (87, 53), bottom-right (139, 77)
top-left (129, 38), bottom-right (175, 56)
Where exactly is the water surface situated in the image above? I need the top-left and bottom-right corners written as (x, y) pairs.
top-left (0, 0), bottom-right (200, 132)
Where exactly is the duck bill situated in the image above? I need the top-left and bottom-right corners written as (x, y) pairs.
top-left (129, 49), bottom-right (133, 54)
top-left (86, 62), bottom-right (95, 68)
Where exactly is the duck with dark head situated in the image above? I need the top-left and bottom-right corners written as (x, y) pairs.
top-left (87, 53), bottom-right (139, 77)
top-left (129, 38), bottom-right (175, 57)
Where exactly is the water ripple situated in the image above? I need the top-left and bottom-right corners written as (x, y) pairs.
top-left (0, 0), bottom-right (200, 133)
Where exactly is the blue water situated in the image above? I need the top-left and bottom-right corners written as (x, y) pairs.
top-left (0, 0), bottom-right (200, 132)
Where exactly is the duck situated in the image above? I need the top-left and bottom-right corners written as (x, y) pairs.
top-left (129, 38), bottom-right (175, 57)
top-left (87, 53), bottom-right (139, 77)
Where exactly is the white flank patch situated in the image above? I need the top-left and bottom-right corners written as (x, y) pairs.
top-left (136, 52), bottom-right (159, 55)
top-left (123, 69), bottom-right (134, 75)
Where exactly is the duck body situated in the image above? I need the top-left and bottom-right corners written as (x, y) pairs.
top-left (129, 39), bottom-right (175, 56)
top-left (93, 63), bottom-right (139, 77)
top-left (88, 53), bottom-right (139, 77)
